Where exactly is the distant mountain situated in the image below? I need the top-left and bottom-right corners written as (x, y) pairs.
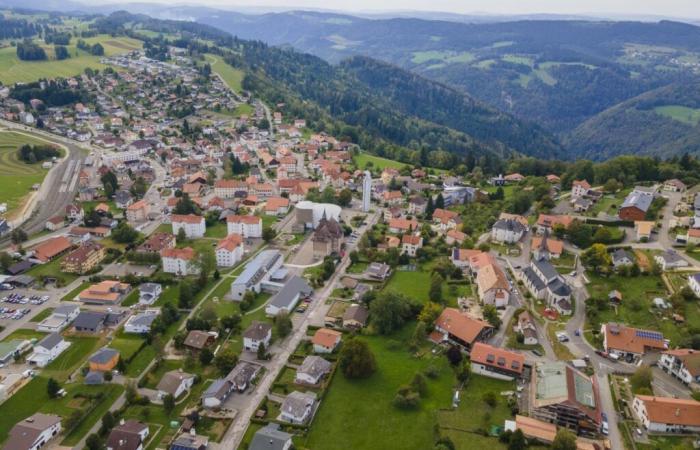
top-left (566, 82), bottom-right (700, 159)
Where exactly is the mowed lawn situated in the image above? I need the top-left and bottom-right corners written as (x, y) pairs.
top-left (302, 326), bottom-right (455, 450)
top-left (0, 131), bottom-right (57, 215)
top-left (206, 54), bottom-right (244, 92)
top-left (383, 270), bottom-right (471, 307)
top-left (0, 35), bottom-right (142, 84)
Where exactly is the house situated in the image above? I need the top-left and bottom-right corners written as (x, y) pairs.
top-left (401, 234), bottom-right (423, 257)
top-left (171, 214), bottom-right (206, 238)
top-left (531, 362), bottom-right (601, 436)
top-left (430, 308), bottom-right (494, 351)
top-left (433, 208), bottom-right (460, 231)
top-left (504, 173), bottom-right (525, 183)
top-left (89, 347), bottom-right (120, 372)
top-left (659, 349), bottom-right (700, 385)
top-left (408, 196), bottom-right (427, 215)
top-left (387, 218), bottom-right (418, 234)
top-left (61, 241), bottom-right (106, 274)
top-left (137, 232), bottom-right (176, 254)
top-left (79, 280), bottom-right (131, 305)
top-left (216, 234), bottom-right (244, 267)
top-left (115, 190), bottom-right (134, 209)
top-left (445, 229), bottom-right (467, 246)
top-left (229, 250), bottom-right (283, 300)
top-left (312, 328), bottom-right (342, 353)
top-left (654, 249), bottom-right (689, 271)
top-left (184, 330), bottom-right (217, 351)
top-left (514, 311), bottom-right (538, 345)
top-left (475, 263), bottom-right (511, 308)
top-left (633, 395), bottom-right (700, 434)
top-left (226, 215), bottom-right (262, 238)
top-left (243, 321), bottom-right (272, 351)
top-left (342, 304), bottom-right (369, 329)
top-left (365, 262), bottom-right (391, 281)
top-left (264, 276), bottom-right (313, 317)
top-left (663, 179), bottom-right (687, 193)
top-left (0, 339), bottom-right (29, 365)
top-left (124, 310), bottom-right (159, 334)
top-left (126, 200), bottom-right (150, 223)
top-left (279, 391), bottom-right (317, 424)
top-left (491, 219), bottom-right (526, 244)
top-left (65, 204), bottom-right (84, 221)
top-left (536, 214), bottom-right (573, 234)
top-left (689, 274), bottom-right (700, 298)
top-left (73, 311), bottom-right (107, 333)
top-left (312, 216), bottom-right (343, 258)
top-left (227, 361), bottom-right (261, 392)
top-left (249, 424), bottom-right (293, 450)
top-left (571, 180), bottom-right (591, 198)
top-left (601, 323), bottom-right (668, 360)
top-left (531, 234), bottom-right (564, 260)
top-left (138, 283), bottom-right (162, 305)
top-left (470, 342), bottom-right (525, 381)
top-left (161, 247), bottom-right (198, 276)
top-left (45, 216), bottom-right (65, 231)
top-left (572, 197), bottom-right (593, 213)
top-left (201, 378), bottom-right (234, 410)
top-left (32, 236), bottom-right (73, 263)
top-left (450, 248), bottom-right (482, 271)
top-left (611, 249), bottom-right (634, 269)
top-left (170, 432), bottom-right (208, 450)
top-left (157, 370), bottom-right (195, 399)
top-left (201, 363), bottom-right (261, 409)
top-left (635, 221), bottom-right (654, 242)
top-left (265, 197), bottom-right (290, 216)
top-left (295, 355), bottom-right (332, 385)
top-left (106, 420), bottom-right (149, 450)
top-left (5, 413), bottom-right (61, 450)
top-left (27, 333), bottom-right (70, 368)
top-left (619, 190), bottom-right (654, 221)
top-left (521, 258), bottom-right (572, 315)
top-left (37, 304), bottom-right (80, 333)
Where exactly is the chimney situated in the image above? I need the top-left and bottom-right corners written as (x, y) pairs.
top-left (190, 427), bottom-right (196, 436)
top-left (120, 418), bottom-right (125, 426)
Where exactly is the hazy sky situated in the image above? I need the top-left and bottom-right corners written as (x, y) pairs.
top-left (108, 0), bottom-right (700, 19)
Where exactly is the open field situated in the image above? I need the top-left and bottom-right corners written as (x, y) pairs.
top-left (206, 54), bottom-right (245, 92)
top-left (302, 326), bottom-right (456, 450)
top-left (654, 105), bottom-right (700, 126)
top-left (0, 35), bottom-right (142, 84)
top-left (0, 131), bottom-right (58, 216)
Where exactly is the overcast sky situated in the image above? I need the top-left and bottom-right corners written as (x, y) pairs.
top-left (106, 0), bottom-right (700, 19)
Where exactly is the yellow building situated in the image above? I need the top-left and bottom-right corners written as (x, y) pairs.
top-left (61, 241), bottom-right (106, 274)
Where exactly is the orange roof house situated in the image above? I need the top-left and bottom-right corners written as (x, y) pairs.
top-left (79, 280), bottom-right (131, 304)
top-left (602, 323), bottom-right (667, 356)
top-left (431, 307), bottom-right (494, 350)
top-left (470, 342), bottom-right (525, 379)
top-left (33, 237), bottom-right (73, 262)
top-left (311, 328), bottom-right (342, 353)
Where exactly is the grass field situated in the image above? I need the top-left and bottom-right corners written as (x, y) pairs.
top-left (654, 105), bottom-right (700, 126)
top-left (353, 152), bottom-right (411, 171)
top-left (0, 35), bottom-right (142, 84)
top-left (411, 50), bottom-right (475, 64)
top-left (0, 131), bottom-right (58, 215)
top-left (43, 336), bottom-right (102, 381)
top-left (303, 326), bottom-right (456, 450)
top-left (206, 54), bottom-right (244, 92)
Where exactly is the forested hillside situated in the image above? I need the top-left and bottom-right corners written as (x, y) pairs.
top-left (566, 82), bottom-right (700, 159)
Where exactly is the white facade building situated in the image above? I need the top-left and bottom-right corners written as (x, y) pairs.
top-left (170, 214), bottom-right (205, 238)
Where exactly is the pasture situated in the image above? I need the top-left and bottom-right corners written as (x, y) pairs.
top-left (0, 35), bottom-right (142, 85)
top-left (0, 131), bottom-right (58, 216)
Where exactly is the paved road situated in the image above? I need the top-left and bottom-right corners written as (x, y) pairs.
top-left (0, 120), bottom-right (85, 240)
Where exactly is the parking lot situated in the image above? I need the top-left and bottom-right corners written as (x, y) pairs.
top-left (0, 288), bottom-right (52, 328)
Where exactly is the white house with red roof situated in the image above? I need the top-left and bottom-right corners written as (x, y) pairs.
top-left (216, 234), bottom-right (244, 268)
top-left (226, 215), bottom-right (262, 238)
top-left (171, 214), bottom-right (205, 238)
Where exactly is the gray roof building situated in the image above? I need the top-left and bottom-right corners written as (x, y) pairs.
top-left (249, 424), bottom-right (293, 450)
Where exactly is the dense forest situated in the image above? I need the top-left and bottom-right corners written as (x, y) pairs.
top-left (10, 80), bottom-right (91, 107)
top-left (17, 144), bottom-right (60, 164)
top-left (0, 14), bottom-right (41, 40)
top-left (16, 40), bottom-right (47, 61)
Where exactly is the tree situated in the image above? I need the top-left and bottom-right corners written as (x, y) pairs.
top-left (163, 394), bottom-right (175, 414)
top-left (214, 348), bottom-right (238, 375)
top-left (112, 222), bottom-right (139, 244)
top-left (508, 429), bottom-right (527, 450)
top-left (100, 170), bottom-right (118, 198)
top-left (429, 273), bottom-right (444, 303)
top-left (483, 304), bottom-right (502, 328)
top-left (631, 366), bottom-right (653, 394)
top-left (176, 227), bottom-right (187, 243)
top-left (256, 342), bottom-right (268, 360)
top-left (199, 348), bottom-right (214, 365)
top-left (337, 188), bottom-right (353, 206)
top-left (582, 243), bottom-right (611, 274)
top-left (262, 226), bottom-right (276, 243)
top-left (435, 193), bottom-right (445, 209)
top-left (338, 338), bottom-right (376, 379)
top-left (100, 411), bottom-right (115, 435)
top-left (47, 378), bottom-right (60, 398)
top-left (418, 302), bottom-right (443, 328)
top-left (221, 314), bottom-right (241, 331)
top-left (425, 195), bottom-right (435, 219)
top-left (130, 177), bottom-right (148, 198)
top-left (91, 43), bottom-right (104, 56)
top-left (0, 252), bottom-right (14, 270)
top-left (10, 228), bottom-right (27, 244)
top-left (552, 429), bottom-right (577, 450)
top-left (446, 345), bottom-right (463, 366)
top-left (54, 45), bottom-right (69, 60)
top-left (173, 194), bottom-right (199, 215)
top-left (456, 360), bottom-right (470, 383)
top-left (85, 434), bottom-right (102, 450)
top-left (274, 312), bottom-right (293, 338)
top-left (369, 291), bottom-right (416, 334)
top-left (178, 279), bottom-right (194, 308)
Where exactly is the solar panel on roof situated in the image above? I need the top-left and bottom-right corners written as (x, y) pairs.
top-left (635, 330), bottom-right (663, 341)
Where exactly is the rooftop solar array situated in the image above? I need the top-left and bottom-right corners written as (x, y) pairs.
top-left (635, 330), bottom-right (663, 341)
